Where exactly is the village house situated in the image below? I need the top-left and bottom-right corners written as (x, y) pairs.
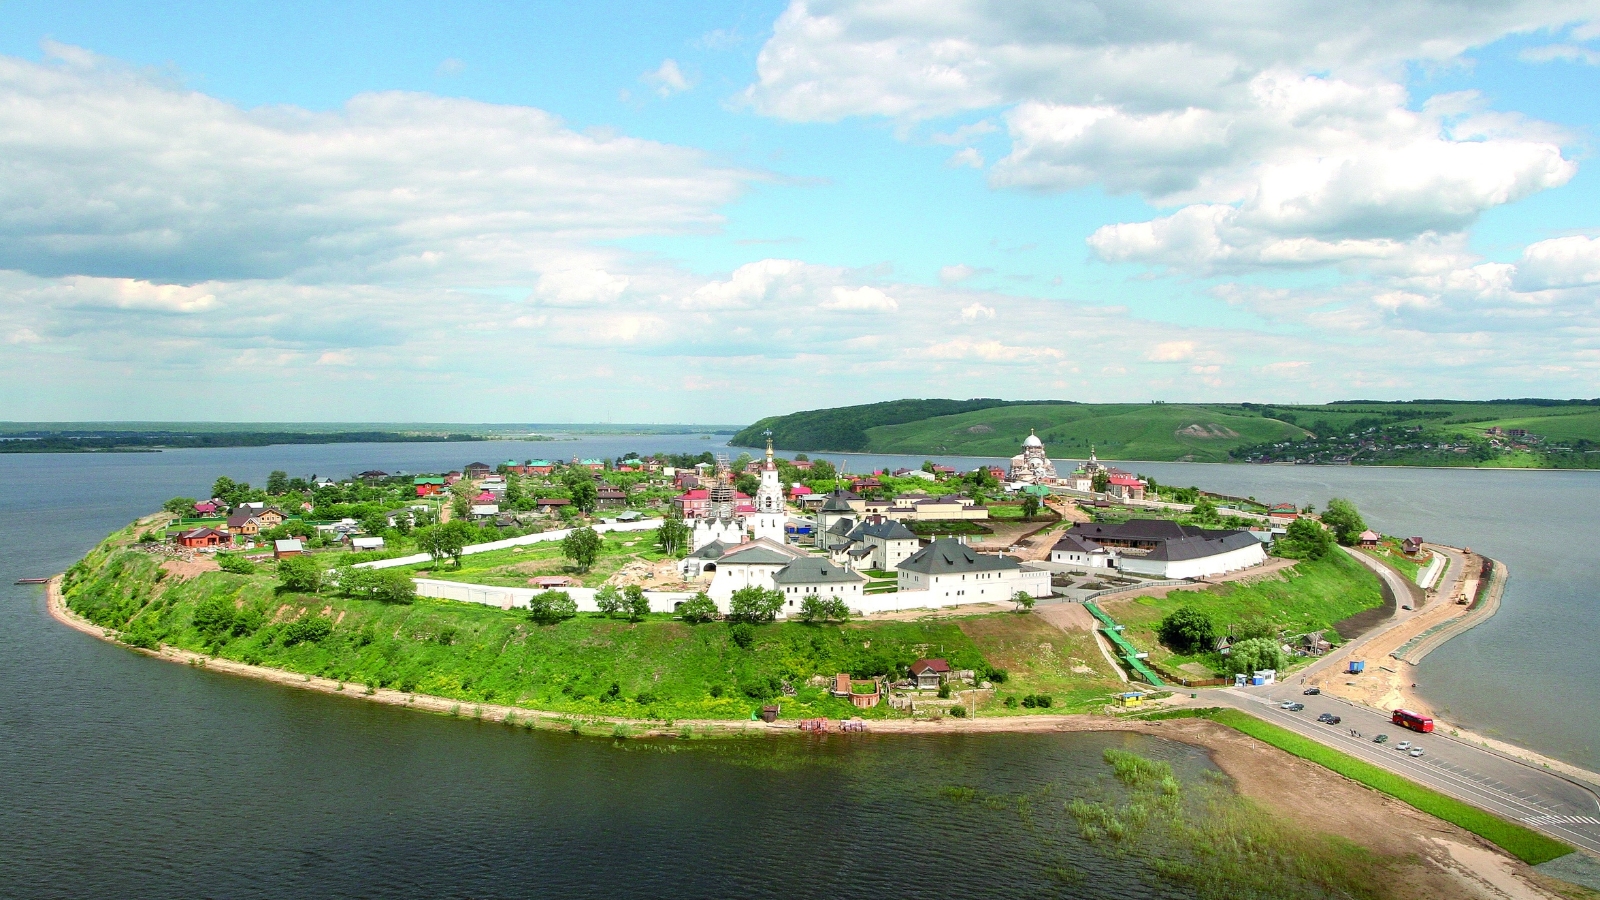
top-left (414, 476), bottom-right (445, 497)
top-left (255, 508), bottom-right (287, 529)
top-left (1104, 474), bottom-right (1146, 501)
top-left (535, 497), bottom-right (571, 514)
top-left (357, 470), bottom-right (388, 482)
top-left (463, 462), bottom-right (492, 480)
top-left (176, 527), bottom-right (229, 549)
top-left (351, 536), bottom-right (384, 552)
top-left (192, 500), bottom-right (220, 516)
top-left (596, 486), bottom-right (628, 507)
top-left (1403, 536), bottom-right (1426, 555)
top-left (273, 538), bottom-right (304, 559)
top-left (888, 494), bottom-right (988, 522)
top-left (910, 658), bottom-right (950, 690)
top-left (1358, 529), bottom-right (1380, 547)
top-left (574, 458), bottom-right (606, 471)
top-left (225, 510), bottom-right (262, 537)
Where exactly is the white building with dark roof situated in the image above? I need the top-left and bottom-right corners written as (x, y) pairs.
top-left (1061, 519), bottom-right (1267, 579)
top-left (895, 538), bottom-right (1051, 602)
top-left (831, 517), bottom-right (920, 571)
top-left (771, 558), bottom-right (867, 611)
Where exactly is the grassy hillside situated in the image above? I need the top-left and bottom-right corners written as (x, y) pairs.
top-left (63, 523), bottom-right (1125, 722)
top-left (736, 398), bottom-right (1600, 464)
top-left (867, 403), bottom-right (1305, 462)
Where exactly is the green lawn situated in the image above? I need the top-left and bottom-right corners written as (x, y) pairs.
top-left (1151, 708), bottom-right (1574, 866)
top-left (865, 403), bottom-right (1306, 462)
top-left (65, 531), bottom-right (1125, 722)
top-left (1363, 540), bottom-right (1423, 584)
top-left (393, 530), bottom-right (670, 588)
top-left (1102, 552), bottom-right (1383, 674)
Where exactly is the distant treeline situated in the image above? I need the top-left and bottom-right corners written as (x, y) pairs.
top-left (0, 431), bottom-right (485, 453)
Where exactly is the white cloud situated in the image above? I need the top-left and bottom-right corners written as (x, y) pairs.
top-left (533, 268), bottom-right (632, 306)
top-left (0, 45), bottom-right (750, 284)
top-left (821, 285), bottom-right (899, 311)
top-left (7, 326), bottom-right (41, 344)
top-left (435, 58), bottom-right (465, 76)
top-left (1521, 43), bottom-right (1600, 64)
top-left (54, 276), bottom-right (219, 312)
top-left (959, 301), bottom-right (995, 320)
top-left (643, 58), bottom-right (693, 97)
top-left (744, 1), bottom-right (1596, 122)
top-left (1514, 235), bottom-right (1600, 290)
top-left (946, 147), bottom-right (984, 168)
top-left (939, 263), bottom-right (977, 284)
top-left (922, 338), bottom-right (1062, 363)
top-left (1147, 340), bottom-right (1195, 362)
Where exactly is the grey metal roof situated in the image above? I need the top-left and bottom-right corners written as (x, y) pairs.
top-left (772, 559), bottom-right (866, 586)
top-left (1051, 534), bottom-right (1106, 554)
top-left (687, 539), bottom-right (730, 560)
top-left (897, 538), bottom-right (1017, 575)
top-left (1144, 531), bottom-right (1261, 561)
top-left (848, 519), bottom-right (918, 542)
top-left (826, 517), bottom-right (856, 535)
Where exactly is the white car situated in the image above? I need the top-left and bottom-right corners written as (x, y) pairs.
top-left (1280, 700), bottom-right (1296, 709)
top-left (1396, 740), bottom-right (1412, 751)
top-left (1409, 748), bottom-right (1424, 757)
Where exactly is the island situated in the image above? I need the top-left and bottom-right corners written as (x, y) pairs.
top-left (47, 431), bottom-right (1600, 898)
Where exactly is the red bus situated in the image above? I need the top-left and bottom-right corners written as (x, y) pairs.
top-left (1392, 709), bottom-right (1434, 733)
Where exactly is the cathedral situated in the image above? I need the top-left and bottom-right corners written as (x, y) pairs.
top-left (688, 434), bottom-right (787, 552)
top-left (1007, 429), bottom-right (1059, 484)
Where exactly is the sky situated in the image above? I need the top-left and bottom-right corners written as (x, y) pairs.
top-left (1, 1), bottom-right (1598, 423)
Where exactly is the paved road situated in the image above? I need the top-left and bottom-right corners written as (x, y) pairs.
top-left (1217, 686), bottom-right (1600, 855)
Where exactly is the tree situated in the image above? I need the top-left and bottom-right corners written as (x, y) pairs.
top-left (449, 481), bottom-right (474, 520)
top-left (565, 472), bottom-right (598, 513)
top-left (1020, 492), bottom-right (1041, 518)
top-left (727, 585), bottom-right (784, 624)
top-left (793, 453), bottom-right (808, 462)
top-left (417, 521), bottom-right (470, 567)
top-left (678, 593), bottom-right (719, 623)
top-left (807, 459), bottom-right (837, 482)
top-left (562, 526), bottom-right (603, 572)
top-left (1224, 637), bottom-right (1287, 676)
top-left (1091, 471), bottom-right (1110, 493)
top-left (594, 584), bottom-right (624, 618)
top-left (163, 497), bottom-right (198, 516)
top-left (625, 584), bottom-right (650, 622)
top-left (1012, 590), bottom-right (1035, 613)
top-left (277, 555), bottom-right (322, 593)
top-left (266, 470), bottom-right (290, 495)
top-left (1321, 498), bottom-right (1367, 546)
top-left (211, 476), bottom-right (238, 502)
top-left (1158, 605), bottom-right (1218, 654)
top-left (799, 595), bottom-right (850, 623)
top-left (1274, 517), bottom-right (1333, 560)
top-left (1191, 498), bottom-right (1219, 524)
top-left (372, 570), bottom-right (416, 604)
top-left (505, 472), bottom-right (526, 507)
top-left (528, 590), bottom-right (577, 625)
top-left (734, 473), bottom-right (760, 496)
top-left (359, 511), bottom-right (388, 537)
top-left (192, 594), bottom-right (237, 639)
top-left (921, 460), bottom-right (937, 473)
top-left (656, 513), bottom-right (689, 557)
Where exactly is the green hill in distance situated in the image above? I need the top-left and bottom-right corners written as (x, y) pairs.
top-left (733, 399), bottom-right (1600, 467)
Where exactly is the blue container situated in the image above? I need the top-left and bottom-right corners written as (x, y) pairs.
top-left (1348, 660), bottom-right (1365, 674)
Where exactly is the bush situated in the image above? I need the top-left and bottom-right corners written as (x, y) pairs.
top-left (987, 667), bottom-right (1009, 684)
top-left (192, 595), bottom-right (237, 638)
top-left (1274, 517), bottom-right (1333, 560)
top-left (216, 554), bottom-right (256, 575)
top-left (678, 592), bottom-right (719, 624)
top-left (528, 590), bottom-right (577, 625)
top-left (729, 622), bottom-right (755, 649)
top-left (594, 584), bottom-right (624, 618)
top-left (727, 585), bottom-right (783, 624)
top-left (1223, 637), bottom-right (1288, 676)
top-left (949, 704), bottom-right (967, 717)
top-left (1158, 605), bottom-right (1218, 655)
top-left (1004, 695), bottom-right (1019, 708)
top-left (1020, 693), bottom-right (1053, 708)
top-left (281, 616), bottom-right (333, 646)
top-left (937, 682), bottom-right (951, 699)
top-left (624, 584), bottom-right (649, 622)
top-left (371, 569), bottom-right (416, 604)
top-left (276, 555), bottom-right (322, 593)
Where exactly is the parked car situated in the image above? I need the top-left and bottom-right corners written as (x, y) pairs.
top-left (1409, 748), bottom-right (1425, 757)
top-left (1303, 687), bottom-right (1321, 695)
top-left (1396, 740), bottom-right (1412, 751)
top-left (1374, 734), bottom-right (1389, 743)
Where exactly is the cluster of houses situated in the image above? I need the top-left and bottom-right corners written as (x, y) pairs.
top-left (171, 499), bottom-right (388, 560)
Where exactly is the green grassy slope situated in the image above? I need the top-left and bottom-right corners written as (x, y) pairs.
top-left (63, 527), bottom-right (1125, 722)
top-left (866, 403), bottom-right (1306, 461)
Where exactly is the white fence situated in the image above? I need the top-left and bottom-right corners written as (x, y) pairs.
top-left (353, 519), bottom-right (663, 570)
top-left (413, 578), bottom-right (698, 614)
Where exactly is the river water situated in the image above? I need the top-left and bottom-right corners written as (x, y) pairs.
top-left (1, 438), bottom-right (1594, 897)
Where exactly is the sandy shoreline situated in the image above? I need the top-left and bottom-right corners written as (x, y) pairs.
top-left (42, 575), bottom-right (1581, 897)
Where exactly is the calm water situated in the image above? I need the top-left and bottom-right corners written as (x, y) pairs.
top-left (2, 440), bottom-right (1595, 897)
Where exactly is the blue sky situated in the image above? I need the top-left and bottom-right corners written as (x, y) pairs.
top-left (0, 1), bottom-right (1597, 422)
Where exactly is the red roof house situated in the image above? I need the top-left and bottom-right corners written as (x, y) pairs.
top-left (176, 527), bottom-right (229, 548)
top-left (909, 658), bottom-right (950, 690)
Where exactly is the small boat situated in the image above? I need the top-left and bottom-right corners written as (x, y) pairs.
top-left (14, 577), bottom-right (50, 585)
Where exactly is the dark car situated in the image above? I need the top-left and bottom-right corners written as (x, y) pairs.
top-left (1287, 702), bottom-right (1306, 711)
top-left (1317, 712), bottom-right (1334, 723)
top-left (1374, 734), bottom-right (1389, 744)
top-left (1303, 687), bottom-right (1321, 695)
top-left (1327, 715), bottom-right (1341, 724)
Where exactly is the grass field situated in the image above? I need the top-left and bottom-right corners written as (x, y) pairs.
top-left (63, 526), bottom-right (1127, 722)
top-left (1149, 708), bottom-right (1574, 866)
top-left (736, 398), bottom-right (1600, 462)
top-left (1102, 551), bottom-right (1383, 674)
top-left (392, 530), bottom-right (667, 588)
top-left (865, 403), bottom-right (1305, 462)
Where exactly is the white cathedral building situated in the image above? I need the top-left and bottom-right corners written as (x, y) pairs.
top-left (1008, 429), bottom-right (1059, 484)
top-left (688, 435), bottom-right (788, 553)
